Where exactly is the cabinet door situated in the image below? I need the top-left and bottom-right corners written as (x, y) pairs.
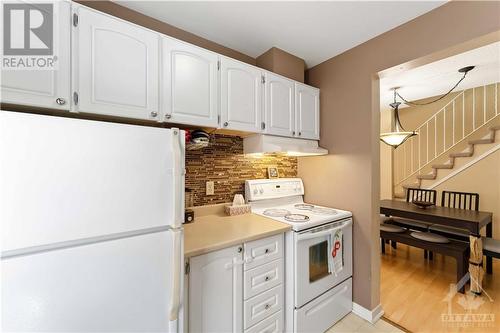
top-left (162, 37), bottom-right (219, 127)
top-left (264, 72), bottom-right (295, 137)
top-left (295, 83), bottom-right (320, 140)
top-left (73, 5), bottom-right (160, 121)
top-left (220, 57), bottom-right (263, 132)
top-left (1, 1), bottom-right (70, 110)
top-left (189, 245), bottom-right (243, 333)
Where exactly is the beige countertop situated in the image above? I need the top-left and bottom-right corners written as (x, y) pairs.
top-left (184, 204), bottom-right (291, 258)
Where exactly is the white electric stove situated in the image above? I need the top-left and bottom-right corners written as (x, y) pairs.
top-left (246, 178), bottom-right (353, 333)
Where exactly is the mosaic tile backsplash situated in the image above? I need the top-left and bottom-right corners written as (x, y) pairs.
top-left (186, 134), bottom-right (297, 206)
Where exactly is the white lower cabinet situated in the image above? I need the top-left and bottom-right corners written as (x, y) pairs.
top-left (188, 234), bottom-right (284, 333)
top-left (188, 245), bottom-right (243, 333)
top-left (245, 311), bottom-right (283, 333)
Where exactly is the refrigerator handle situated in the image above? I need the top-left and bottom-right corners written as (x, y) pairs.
top-left (169, 229), bottom-right (182, 322)
top-left (171, 128), bottom-right (185, 228)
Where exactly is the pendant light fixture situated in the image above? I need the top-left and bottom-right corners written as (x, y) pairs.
top-left (380, 89), bottom-right (417, 148)
top-left (380, 65), bottom-right (475, 148)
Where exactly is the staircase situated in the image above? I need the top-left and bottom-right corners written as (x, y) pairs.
top-left (393, 83), bottom-right (500, 198)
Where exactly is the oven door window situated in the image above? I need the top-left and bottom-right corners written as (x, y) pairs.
top-left (309, 240), bottom-right (329, 282)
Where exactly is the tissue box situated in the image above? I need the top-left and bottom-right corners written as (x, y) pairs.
top-left (224, 204), bottom-right (251, 216)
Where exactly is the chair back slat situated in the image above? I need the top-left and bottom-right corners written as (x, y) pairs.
top-left (441, 191), bottom-right (479, 211)
top-left (406, 188), bottom-right (437, 204)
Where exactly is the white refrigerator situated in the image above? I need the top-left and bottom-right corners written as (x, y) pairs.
top-left (0, 111), bottom-right (185, 332)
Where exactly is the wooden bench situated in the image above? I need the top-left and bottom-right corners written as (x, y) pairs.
top-left (381, 228), bottom-right (470, 293)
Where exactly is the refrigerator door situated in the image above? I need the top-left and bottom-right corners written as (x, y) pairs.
top-left (2, 229), bottom-right (181, 332)
top-left (0, 111), bottom-right (184, 253)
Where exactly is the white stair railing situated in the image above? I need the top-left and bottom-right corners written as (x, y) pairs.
top-left (394, 83), bottom-right (499, 188)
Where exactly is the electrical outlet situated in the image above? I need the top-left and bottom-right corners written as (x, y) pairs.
top-left (206, 181), bottom-right (215, 195)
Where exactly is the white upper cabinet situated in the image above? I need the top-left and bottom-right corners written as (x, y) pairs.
top-left (295, 83), bottom-right (320, 140)
top-left (162, 37), bottom-right (219, 127)
top-left (1, 1), bottom-right (71, 110)
top-left (189, 245), bottom-right (243, 333)
top-left (264, 72), bottom-right (295, 137)
top-left (72, 5), bottom-right (160, 121)
top-left (220, 57), bottom-right (263, 132)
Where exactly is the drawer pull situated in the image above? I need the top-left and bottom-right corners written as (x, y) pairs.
top-left (265, 304), bottom-right (270, 310)
top-left (265, 276), bottom-right (270, 281)
top-left (264, 248), bottom-right (270, 254)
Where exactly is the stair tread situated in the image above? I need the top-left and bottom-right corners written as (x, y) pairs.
top-left (417, 174), bottom-right (436, 180)
top-left (450, 151), bottom-right (473, 157)
top-left (432, 164), bottom-right (454, 169)
top-left (468, 138), bottom-right (494, 145)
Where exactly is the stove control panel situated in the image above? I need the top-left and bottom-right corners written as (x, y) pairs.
top-left (245, 178), bottom-right (304, 201)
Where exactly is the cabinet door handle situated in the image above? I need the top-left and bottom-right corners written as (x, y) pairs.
top-left (298, 132), bottom-right (302, 136)
top-left (55, 98), bottom-right (66, 105)
top-left (264, 248), bottom-right (270, 254)
top-left (165, 114), bottom-right (172, 119)
top-left (237, 246), bottom-right (243, 253)
top-left (292, 131), bottom-right (295, 136)
top-left (265, 304), bottom-right (270, 310)
top-left (265, 276), bottom-right (270, 281)
top-left (223, 122), bottom-right (229, 127)
top-left (151, 111), bottom-right (158, 118)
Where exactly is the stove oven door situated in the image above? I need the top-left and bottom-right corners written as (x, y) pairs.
top-left (294, 218), bottom-right (352, 308)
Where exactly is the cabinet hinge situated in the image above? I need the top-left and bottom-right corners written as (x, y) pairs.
top-left (73, 13), bottom-right (79, 27)
top-left (185, 262), bottom-right (190, 275)
top-left (217, 60), bottom-right (220, 71)
top-left (261, 122), bottom-right (266, 130)
top-left (261, 75), bottom-right (265, 84)
top-left (73, 92), bottom-right (79, 105)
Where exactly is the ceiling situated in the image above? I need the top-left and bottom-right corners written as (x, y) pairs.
top-left (114, 1), bottom-right (445, 68)
top-left (380, 41), bottom-right (500, 108)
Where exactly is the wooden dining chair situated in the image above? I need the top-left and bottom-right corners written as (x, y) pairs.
top-left (430, 191), bottom-right (480, 242)
top-left (407, 188), bottom-right (437, 204)
top-left (441, 191), bottom-right (480, 211)
top-left (429, 191), bottom-right (480, 261)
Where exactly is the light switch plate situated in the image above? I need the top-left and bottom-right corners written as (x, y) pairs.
top-left (206, 181), bottom-right (215, 195)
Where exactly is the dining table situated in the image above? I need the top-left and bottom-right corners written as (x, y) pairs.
top-left (380, 199), bottom-right (493, 293)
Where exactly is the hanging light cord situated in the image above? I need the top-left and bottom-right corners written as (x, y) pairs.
top-left (395, 66), bottom-right (473, 106)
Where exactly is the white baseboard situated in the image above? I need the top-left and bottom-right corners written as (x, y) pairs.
top-left (352, 302), bottom-right (384, 324)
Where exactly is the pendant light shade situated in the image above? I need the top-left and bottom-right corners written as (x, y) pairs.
top-left (380, 101), bottom-right (417, 148)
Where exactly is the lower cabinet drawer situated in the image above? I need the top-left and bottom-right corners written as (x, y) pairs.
top-left (244, 259), bottom-right (283, 300)
top-left (244, 285), bottom-right (283, 329)
top-left (245, 310), bottom-right (283, 333)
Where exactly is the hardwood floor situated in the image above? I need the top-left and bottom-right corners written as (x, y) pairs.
top-left (381, 244), bottom-right (500, 333)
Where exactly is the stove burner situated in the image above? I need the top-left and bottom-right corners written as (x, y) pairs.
top-left (284, 214), bottom-right (310, 223)
top-left (311, 207), bottom-right (337, 215)
top-left (263, 209), bottom-right (291, 217)
top-left (294, 204), bottom-right (315, 211)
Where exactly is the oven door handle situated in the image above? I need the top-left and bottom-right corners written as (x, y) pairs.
top-left (297, 219), bottom-right (351, 241)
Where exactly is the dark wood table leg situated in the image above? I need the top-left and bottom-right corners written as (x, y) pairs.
top-left (457, 255), bottom-right (467, 294)
top-left (486, 223), bottom-right (493, 274)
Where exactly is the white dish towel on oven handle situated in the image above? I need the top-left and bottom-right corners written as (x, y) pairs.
top-left (327, 228), bottom-right (343, 276)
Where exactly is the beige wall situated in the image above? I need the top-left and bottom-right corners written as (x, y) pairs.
top-left (257, 47), bottom-right (306, 82)
top-left (299, 1), bottom-right (500, 310)
top-left (434, 150), bottom-right (500, 239)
